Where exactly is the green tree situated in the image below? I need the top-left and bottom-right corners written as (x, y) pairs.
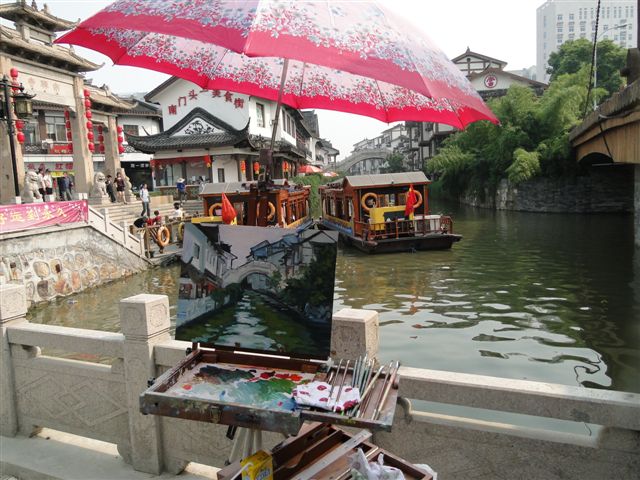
top-left (381, 153), bottom-right (407, 173)
top-left (547, 38), bottom-right (626, 102)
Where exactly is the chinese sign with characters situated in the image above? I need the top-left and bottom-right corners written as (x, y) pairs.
top-left (166, 89), bottom-right (246, 116)
top-left (0, 200), bottom-right (88, 234)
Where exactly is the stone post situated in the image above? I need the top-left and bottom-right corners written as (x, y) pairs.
top-left (0, 284), bottom-right (28, 437)
top-left (103, 115), bottom-right (122, 177)
top-left (120, 294), bottom-right (171, 474)
top-left (330, 308), bottom-right (379, 361)
top-left (70, 76), bottom-right (95, 197)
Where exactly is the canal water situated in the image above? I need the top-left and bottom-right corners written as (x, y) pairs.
top-left (28, 201), bottom-right (640, 394)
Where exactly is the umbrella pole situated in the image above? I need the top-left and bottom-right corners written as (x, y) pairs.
top-left (267, 58), bottom-right (290, 173)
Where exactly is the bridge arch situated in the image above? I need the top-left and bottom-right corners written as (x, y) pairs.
top-left (335, 148), bottom-right (392, 175)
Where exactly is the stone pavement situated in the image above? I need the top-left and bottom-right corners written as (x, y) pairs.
top-left (1, 429), bottom-right (218, 480)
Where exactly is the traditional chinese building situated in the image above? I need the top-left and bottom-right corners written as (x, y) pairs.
top-left (127, 76), bottom-right (317, 186)
top-left (406, 48), bottom-right (548, 169)
top-left (0, 1), bottom-right (136, 203)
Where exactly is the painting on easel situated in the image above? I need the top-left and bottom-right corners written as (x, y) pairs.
top-left (176, 224), bottom-right (339, 359)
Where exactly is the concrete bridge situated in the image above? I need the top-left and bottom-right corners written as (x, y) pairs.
top-left (1, 283), bottom-right (639, 479)
top-left (335, 148), bottom-right (392, 175)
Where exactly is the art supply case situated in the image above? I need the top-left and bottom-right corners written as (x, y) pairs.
top-left (139, 224), bottom-right (399, 434)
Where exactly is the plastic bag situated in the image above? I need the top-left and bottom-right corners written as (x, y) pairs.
top-left (350, 448), bottom-right (405, 480)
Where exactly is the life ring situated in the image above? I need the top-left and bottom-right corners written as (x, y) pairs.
top-left (177, 222), bottom-right (185, 241)
top-left (411, 190), bottom-right (423, 209)
top-left (156, 226), bottom-right (170, 247)
top-left (256, 201), bottom-right (276, 222)
top-left (208, 202), bottom-right (222, 217)
top-left (361, 192), bottom-right (377, 212)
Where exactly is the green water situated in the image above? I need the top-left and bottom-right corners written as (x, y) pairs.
top-left (29, 201), bottom-right (640, 393)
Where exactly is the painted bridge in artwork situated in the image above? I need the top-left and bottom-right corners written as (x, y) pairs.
top-left (1, 283), bottom-right (639, 479)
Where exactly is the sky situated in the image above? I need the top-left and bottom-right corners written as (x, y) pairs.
top-left (18, 0), bottom-right (545, 159)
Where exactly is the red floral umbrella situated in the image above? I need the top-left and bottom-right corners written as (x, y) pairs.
top-left (56, 0), bottom-right (497, 129)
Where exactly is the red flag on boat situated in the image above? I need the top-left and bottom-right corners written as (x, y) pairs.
top-left (221, 193), bottom-right (236, 225)
top-left (405, 185), bottom-right (417, 217)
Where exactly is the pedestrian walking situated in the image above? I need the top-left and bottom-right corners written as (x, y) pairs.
top-left (58, 172), bottom-right (72, 201)
top-left (105, 175), bottom-right (116, 202)
top-left (139, 183), bottom-right (150, 217)
top-left (37, 167), bottom-right (46, 198)
top-left (43, 169), bottom-right (54, 200)
top-left (115, 172), bottom-right (126, 204)
top-left (176, 177), bottom-right (187, 206)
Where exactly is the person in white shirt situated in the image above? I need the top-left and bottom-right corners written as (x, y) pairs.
top-left (169, 202), bottom-right (184, 219)
top-left (139, 183), bottom-right (150, 217)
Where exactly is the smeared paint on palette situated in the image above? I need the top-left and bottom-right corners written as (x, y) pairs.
top-left (167, 363), bottom-right (315, 411)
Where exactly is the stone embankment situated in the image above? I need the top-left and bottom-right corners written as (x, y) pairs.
top-left (461, 165), bottom-right (634, 213)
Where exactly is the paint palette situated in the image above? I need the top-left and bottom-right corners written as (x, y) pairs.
top-left (141, 223), bottom-right (399, 434)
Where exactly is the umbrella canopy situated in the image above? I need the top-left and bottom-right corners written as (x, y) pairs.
top-left (323, 171), bottom-right (339, 178)
top-left (298, 165), bottom-right (323, 174)
top-left (56, 0), bottom-right (498, 128)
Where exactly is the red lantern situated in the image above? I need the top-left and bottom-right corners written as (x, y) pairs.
top-left (87, 132), bottom-right (94, 141)
top-left (84, 99), bottom-right (91, 108)
top-left (98, 125), bottom-right (103, 134)
top-left (64, 110), bottom-right (70, 118)
top-left (253, 161), bottom-right (260, 175)
top-left (118, 145), bottom-right (125, 154)
top-left (16, 131), bottom-right (25, 143)
top-left (65, 120), bottom-right (71, 129)
top-left (86, 121), bottom-right (93, 130)
top-left (240, 160), bottom-right (246, 173)
top-left (87, 142), bottom-right (95, 152)
top-left (83, 88), bottom-right (91, 98)
top-left (98, 134), bottom-right (104, 143)
top-left (67, 143), bottom-right (73, 153)
top-left (116, 125), bottom-right (123, 134)
top-left (10, 67), bottom-right (19, 79)
top-left (283, 161), bottom-right (289, 172)
top-left (85, 110), bottom-right (92, 119)
top-left (15, 120), bottom-right (24, 131)
top-left (117, 135), bottom-right (124, 143)
top-left (66, 131), bottom-right (73, 140)
top-left (99, 144), bottom-right (105, 153)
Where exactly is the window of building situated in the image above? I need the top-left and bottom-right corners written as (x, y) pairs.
top-left (569, 13), bottom-right (574, 21)
top-left (557, 35), bottom-right (563, 43)
top-left (45, 115), bottom-right (66, 142)
top-left (217, 168), bottom-right (225, 183)
top-left (123, 124), bottom-right (139, 136)
top-left (193, 244), bottom-right (200, 260)
top-left (256, 102), bottom-right (265, 128)
top-left (283, 111), bottom-right (295, 136)
top-left (580, 21), bottom-right (586, 31)
top-left (23, 120), bottom-right (40, 146)
top-left (580, 33), bottom-right (586, 38)
top-left (557, 26), bottom-right (563, 33)
top-left (568, 34), bottom-right (575, 40)
top-left (557, 14), bottom-right (563, 21)
top-left (569, 24), bottom-right (574, 32)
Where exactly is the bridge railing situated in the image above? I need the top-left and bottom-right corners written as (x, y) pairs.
top-left (88, 206), bottom-right (144, 257)
top-left (1, 283), bottom-right (638, 479)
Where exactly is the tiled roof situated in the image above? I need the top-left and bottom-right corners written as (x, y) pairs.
top-left (345, 171), bottom-right (429, 187)
top-left (125, 107), bottom-right (250, 153)
top-left (0, 25), bottom-right (100, 72)
top-left (0, 2), bottom-right (76, 32)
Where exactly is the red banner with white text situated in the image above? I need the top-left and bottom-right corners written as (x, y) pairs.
top-left (0, 200), bottom-right (88, 234)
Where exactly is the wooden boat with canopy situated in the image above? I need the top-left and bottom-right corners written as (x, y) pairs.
top-left (318, 172), bottom-right (461, 253)
top-left (192, 179), bottom-right (312, 230)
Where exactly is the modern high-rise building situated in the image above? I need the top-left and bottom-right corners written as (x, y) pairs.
top-left (536, 0), bottom-right (637, 82)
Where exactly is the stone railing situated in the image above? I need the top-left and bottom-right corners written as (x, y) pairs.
top-left (87, 206), bottom-right (145, 257)
top-left (1, 284), bottom-right (638, 479)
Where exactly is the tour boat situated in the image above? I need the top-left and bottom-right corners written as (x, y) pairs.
top-left (192, 179), bottom-right (313, 230)
top-left (318, 172), bottom-right (461, 253)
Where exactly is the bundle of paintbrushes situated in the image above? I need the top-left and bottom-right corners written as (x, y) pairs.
top-left (317, 356), bottom-right (400, 420)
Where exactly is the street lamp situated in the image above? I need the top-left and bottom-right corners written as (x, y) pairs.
top-left (593, 23), bottom-right (628, 109)
top-left (0, 74), bottom-right (35, 197)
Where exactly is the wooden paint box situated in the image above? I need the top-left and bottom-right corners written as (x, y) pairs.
top-left (140, 347), bottom-right (399, 435)
top-left (217, 422), bottom-right (432, 480)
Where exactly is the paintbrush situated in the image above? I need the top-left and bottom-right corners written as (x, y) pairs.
top-left (364, 362), bottom-right (392, 419)
top-left (332, 359), bottom-right (350, 413)
top-left (328, 359), bottom-right (343, 396)
top-left (373, 361), bottom-right (400, 420)
top-left (354, 364), bottom-right (384, 418)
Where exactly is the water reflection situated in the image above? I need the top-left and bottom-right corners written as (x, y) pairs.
top-left (28, 201), bottom-right (640, 393)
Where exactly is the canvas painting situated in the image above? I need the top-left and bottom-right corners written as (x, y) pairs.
top-left (176, 223), bottom-right (338, 359)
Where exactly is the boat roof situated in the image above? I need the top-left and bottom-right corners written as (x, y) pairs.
top-left (344, 172), bottom-right (429, 188)
top-left (200, 179), bottom-right (297, 195)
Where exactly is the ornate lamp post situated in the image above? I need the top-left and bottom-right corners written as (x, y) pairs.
top-left (0, 73), bottom-right (35, 197)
